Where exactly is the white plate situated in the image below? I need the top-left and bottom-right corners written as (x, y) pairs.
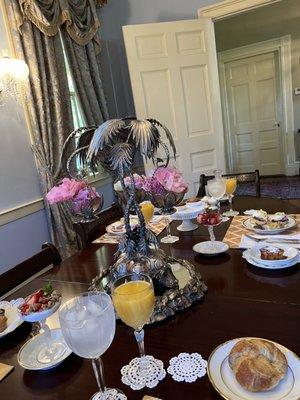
top-left (0, 298), bottom-right (24, 338)
top-left (106, 217), bottom-right (139, 236)
top-left (18, 328), bottom-right (72, 370)
top-left (242, 250), bottom-right (299, 270)
top-left (208, 337), bottom-right (300, 400)
top-left (193, 241), bottom-right (229, 256)
top-left (248, 244), bottom-right (299, 267)
top-left (243, 216), bottom-right (296, 235)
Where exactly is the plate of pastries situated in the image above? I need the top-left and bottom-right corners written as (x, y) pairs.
top-left (0, 299), bottom-right (24, 338)
top-left (208, 337), bottom-right (300, 400)
top-left (243, 210), bottom-right (296, 234)
top-left (248, 244), bottom-right (299, 267)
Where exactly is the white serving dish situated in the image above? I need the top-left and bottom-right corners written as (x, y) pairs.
top-left (193, 241), bottom-right (229, 256)
top-left (106, 217), bottom-right (139, 236)
top-left (19, 299), bottom-right (61, 323)
top-left (208, 337), bottom-right (300, 400)
top-left (172, 201), bottom-right (206, 231)
top-left (248, 243), bottom-right (299, 267)
top-left (243, 216), bottom-right (296, 235)
top-left (18, 328), bottom-right (71, 370)
top-left (0, 298), bottom-right (24, 338)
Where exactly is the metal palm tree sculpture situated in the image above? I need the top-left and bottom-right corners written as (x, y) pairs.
top-left (64, 117), bottom-right (176, 258)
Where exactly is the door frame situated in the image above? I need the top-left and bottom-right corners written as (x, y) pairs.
top-left (197, 0), bottom-right (297, 175)
top-left (218, 36), bottom-right (294, 174)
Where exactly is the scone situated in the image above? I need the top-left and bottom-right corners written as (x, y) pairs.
top-left (260, 246), bottom-right (286, 260)
top-left (0, 309), bottom-right (7, 332)
top-left (229, 339), bottom-right (287, 392)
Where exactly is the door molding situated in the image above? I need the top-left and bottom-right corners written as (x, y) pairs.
top-left (218, 36), bottom-right (296, 175)
top-left (198, 0), bottom-right (282, 20)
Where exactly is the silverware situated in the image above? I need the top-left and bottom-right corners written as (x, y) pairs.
top-left (244, 233), bottom-right (300, 244)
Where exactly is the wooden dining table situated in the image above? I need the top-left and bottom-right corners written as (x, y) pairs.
top-left (1, 196), bottom-right (300, 400)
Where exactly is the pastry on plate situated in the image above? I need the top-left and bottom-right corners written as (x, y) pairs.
top-left (250, 210), bottom-right (268, 228)
top-left (0, 308), bottom-right (8, 332)
top-left (260, 246), bottom-right (287, 260)
top-left (229, 338), bottom-right (287, 392)
top-left (186, 196), bottom-right (201, 203)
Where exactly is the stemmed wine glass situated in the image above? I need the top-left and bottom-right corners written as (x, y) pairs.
top-left (111, 273), bottom-right (166, 389)
top-left (223, 177), bottom-right (239, 217)
top-left (161, 212), bottom-right (179, 243)
top-left (59, 292), bottom-right (126, 400)
top-left (140, 201), bottom-right (155, 226)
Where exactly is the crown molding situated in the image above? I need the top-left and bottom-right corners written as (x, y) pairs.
top-left (198, 0), bottom-right (282, 20)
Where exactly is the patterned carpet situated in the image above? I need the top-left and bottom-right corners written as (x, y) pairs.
top-left (236, 176), bottom-right (300, 199)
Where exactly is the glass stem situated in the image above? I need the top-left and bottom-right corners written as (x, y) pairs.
top-left (229, 195), bottom-right (233, 212)
top-left (92, 356), bottom-right (106, 394)
top-left (134, 329), bottom-right (149, 371)
top-left (40, 320), bottom-right (53, 352)
top-left (208, 225), bottom-right (215, 242)
top-left (165, 216), bottom-right (171, 237)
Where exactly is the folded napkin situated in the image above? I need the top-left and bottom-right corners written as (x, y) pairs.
top-left (239, 233), bottom-right (300, 249)
top-left (0, 363), bottom-right (14, 381)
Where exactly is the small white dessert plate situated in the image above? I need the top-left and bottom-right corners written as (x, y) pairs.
top-left (208, 337), bottom-right (300, 400)
top-left (242, 250), bottom-right (299, 270)
top-left (248, 244), bottom-right (298, 267)
top-left (106, 217), bottom-right (139, 236)
top-left (18, 328), bottom-right (71, 370)
top-left (243, 216), bottom-right (296, 235)
top-left (193, 241), bottom-right (229, 256)
top-left (0, 298), bottom-right (24, 338)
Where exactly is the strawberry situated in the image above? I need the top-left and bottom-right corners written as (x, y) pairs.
top-left (26, 290), bottom-right (44, 305)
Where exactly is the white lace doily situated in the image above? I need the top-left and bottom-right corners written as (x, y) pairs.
top-left (121, 355), bottom-right (166, 390)
top-left (92, 389), bottom-right (127, 400)
top-left (167, 353), bottom-right (207, 383)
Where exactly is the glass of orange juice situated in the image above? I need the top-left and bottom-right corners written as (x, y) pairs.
top-left (140, 201), bottom-right (154, 225)
top-left (223, 177), bottom-right (239, 217)
top-left (111, 273), bottom-right (165, 388)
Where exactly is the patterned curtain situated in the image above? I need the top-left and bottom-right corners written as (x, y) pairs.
top-left (61, 28), bottom-right (109, 125)
top-left (7, 1), bottom-right (78, 257)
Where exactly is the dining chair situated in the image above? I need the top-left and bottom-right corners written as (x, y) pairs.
top-left (73, 202), bottom-right (123, 249)
top-left (197, 169), bottom-right (261, 198)
top-left (0, 243), bottom-right (61, 299)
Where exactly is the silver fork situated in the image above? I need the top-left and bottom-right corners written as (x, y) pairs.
top-left (244, 233), bottom-right (300, 244)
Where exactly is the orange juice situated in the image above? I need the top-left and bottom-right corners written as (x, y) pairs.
top-left (226, 178), bottom-right (237, 195)
top-left (140, 202), bottom-right (154, 224)
top-left (112, 281), bottom-right (155, 330)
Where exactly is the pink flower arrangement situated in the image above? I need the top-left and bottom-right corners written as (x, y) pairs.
top-left (154, 166), bottom-right (188, 193)
top-left (123, 174), bottom-right (146, 190)
top-left (46, 178), bottom-right (101, 216)
top-left (142, 166), bottom-right (188, 195)
top-left (46, 178), bottom-right (86, 204)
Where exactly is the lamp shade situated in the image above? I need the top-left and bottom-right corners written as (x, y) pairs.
top-left (0, 57), bottom-right (29, 81)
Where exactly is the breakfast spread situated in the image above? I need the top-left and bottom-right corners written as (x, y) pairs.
top-left (18, 283), bottom-right (61, 315)
top-left (229, 339), bottom-right (287, 392)
top-left (0, 309), bottom-right (7, 333)
top-left (260, 246), bottom-right (287, 260)
top-left (250, 210), bottom-right (289, 230)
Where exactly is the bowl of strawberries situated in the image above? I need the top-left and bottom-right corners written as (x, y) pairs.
top-left (197, 207), bottom-right (222, 226)
top-left (18, 283), bottom-right (61, 323)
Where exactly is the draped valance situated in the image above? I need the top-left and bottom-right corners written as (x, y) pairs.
top-left (18, 0), bottom-right (107, 47)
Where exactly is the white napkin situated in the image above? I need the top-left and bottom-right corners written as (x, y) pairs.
top-left (239, 233), bottom-right (300, 249)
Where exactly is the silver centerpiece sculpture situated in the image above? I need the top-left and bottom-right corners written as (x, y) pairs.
top-left (63, 117), bottom-right (207, 323)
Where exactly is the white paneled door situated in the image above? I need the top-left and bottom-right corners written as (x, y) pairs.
top-left (224, 52), bottom-right (284, 175)
top-left (123, 19), bottom-right (226, 196)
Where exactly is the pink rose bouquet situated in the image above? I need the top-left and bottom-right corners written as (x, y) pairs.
top-left (142, 166), bottom-right (188, 195)
top-left (46, 178), bottom-right (102, 219)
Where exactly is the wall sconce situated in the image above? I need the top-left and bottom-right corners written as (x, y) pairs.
top-left (0, 56), bottom-right (29, 104)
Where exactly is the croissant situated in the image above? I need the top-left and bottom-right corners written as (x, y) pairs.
top-left (229, 339), bottom-right (288, 392)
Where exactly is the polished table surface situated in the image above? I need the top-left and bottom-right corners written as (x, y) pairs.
top-left (1, 197), bottom-right (300, 400)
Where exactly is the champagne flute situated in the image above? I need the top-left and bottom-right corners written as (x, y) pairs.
top-left (140, 201), bottom-right (154, 225)
top-left (111, 273), bottom-right (166, 389)
top-left (59, 292), bottom-right (126, 400)
top-left (223, 177), bottom-right (239, 217)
